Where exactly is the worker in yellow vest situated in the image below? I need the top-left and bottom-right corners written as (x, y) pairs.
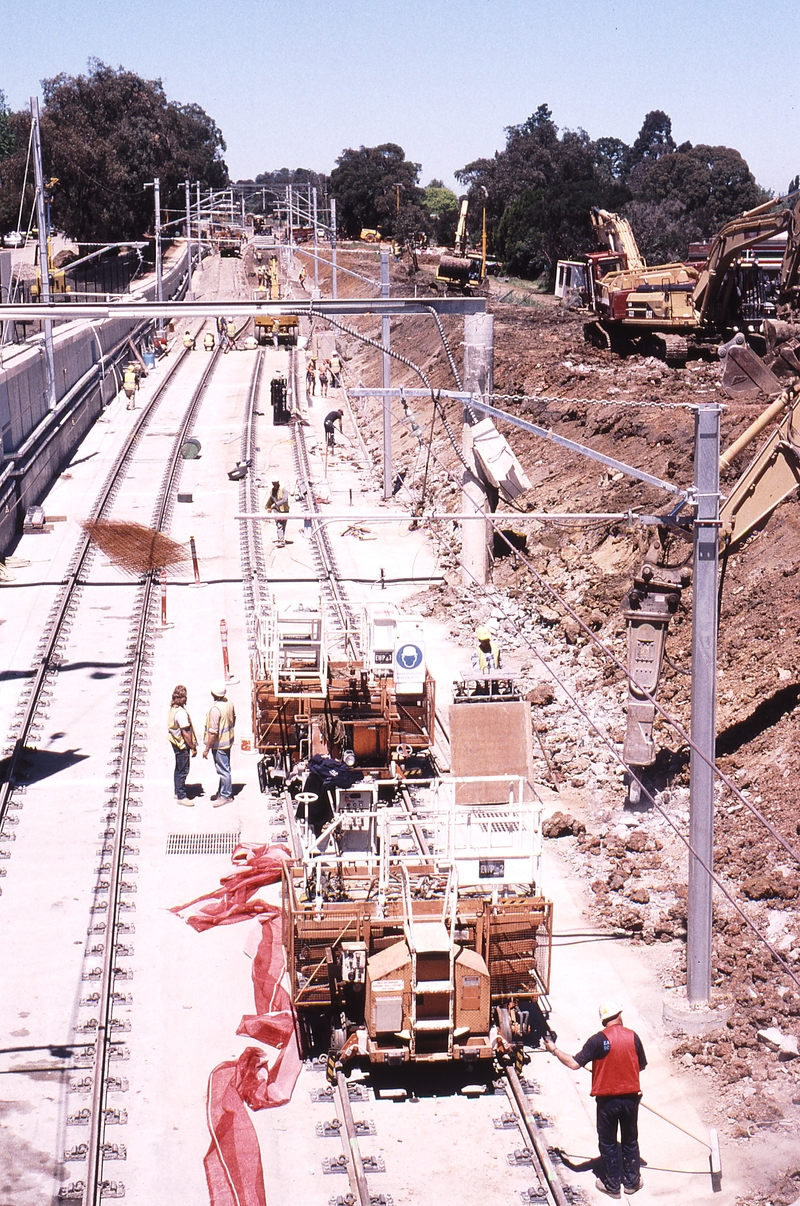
top-left (168, 684), bottom-right (197, 804)
top-left (183, 330), bottom-right (196, 350)
top-left (202, 683), bottom-right (236, 806)
top-left (203, 330), bottom-right (215, 352)
top-left (123, 365), bottom-right (138, 410)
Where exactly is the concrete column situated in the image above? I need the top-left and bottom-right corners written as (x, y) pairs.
top-left (461, 312), bottom-right (494, 585)
top-left (687, 404), bottom-right (721, 1003)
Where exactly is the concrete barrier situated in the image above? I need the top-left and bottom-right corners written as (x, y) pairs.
top-left (0, 248), bottom-right (188, 557)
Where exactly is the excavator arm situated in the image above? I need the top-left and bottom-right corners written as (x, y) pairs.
top-left (693, 196), bottom-right (797, 325)
top-left (590, 208), bottom-right (646, 271)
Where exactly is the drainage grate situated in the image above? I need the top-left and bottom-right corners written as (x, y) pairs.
top-left (166, 832), bottom-right (240, 855)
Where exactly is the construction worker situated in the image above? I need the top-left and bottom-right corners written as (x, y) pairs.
top-left (298, 265), bottom-right (307, 290)
top-left (203, 330), bottom-right (215, 352)
top-left (265, 480), bottom-right (290, 547)
top-left (329, 353), bottom-right (342, 388)
top-left (472, 625), bottom-right (502, 690)
top-left (122, 364), bottom-right (138, 410)
top-left (225, 318), bottom-right (236, 352)
top-left (545, 1003), bottom-right (647, 1198)
top-left (182, 330), bottom-right (195, 350)
top-left (202, 683), bottom-right (236, 806)
top-left (167, 684), bottom-right (197, 805)
top-left (323, 408), bottom-right (343, 452)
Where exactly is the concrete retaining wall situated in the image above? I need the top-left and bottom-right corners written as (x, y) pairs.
top-left (0, 249), bottom-right (188, 558)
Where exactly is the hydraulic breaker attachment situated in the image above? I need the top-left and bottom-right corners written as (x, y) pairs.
top-left (622, 563), bottom-right (689, 769)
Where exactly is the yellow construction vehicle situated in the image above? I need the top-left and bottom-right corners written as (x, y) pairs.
top-left (585, 195), bottom-right (800, 366)
top-left (435, 193), bottom-right (488, 293)
top-left (253, 306), bottom-right (299, 346)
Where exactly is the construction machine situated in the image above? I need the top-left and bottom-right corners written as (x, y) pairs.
top-left (585, 195), bottom-right (800, 366)
top-left (435, 193), bottom-right (488, 293)
top-left (622, 381), bottom-right (800, 801)
top-left (555, 209), bottom-right (644, 305)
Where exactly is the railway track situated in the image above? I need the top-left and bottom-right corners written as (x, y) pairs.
top-left (1, 335), bottom-right (229, 1206)
top-left (237, 347), bottom-right (570, 1206)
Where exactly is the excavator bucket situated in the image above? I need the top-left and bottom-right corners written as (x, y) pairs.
top-left (718, 334), bottom-right (783, 397)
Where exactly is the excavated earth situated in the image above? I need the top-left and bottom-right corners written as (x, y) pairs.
top-left (272, 246), bottom-right (800, 1203)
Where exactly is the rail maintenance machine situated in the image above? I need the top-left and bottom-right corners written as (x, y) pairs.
top-left (251, 602), bottom-right (554, 1076)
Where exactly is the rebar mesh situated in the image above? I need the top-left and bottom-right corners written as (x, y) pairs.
top-left (81, 520), bottom-right (189, 576)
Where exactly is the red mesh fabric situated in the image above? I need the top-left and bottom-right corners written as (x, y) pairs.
top-left (172, 844), bottom-right (301, 1206)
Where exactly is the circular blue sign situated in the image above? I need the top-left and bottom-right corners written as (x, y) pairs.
top-left (395, 643), bottom-right (423, 670)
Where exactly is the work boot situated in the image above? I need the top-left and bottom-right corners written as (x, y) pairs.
top-left (595, 1181), bottom-right (621, 1200)
top-left (624, 1180), bottom-right (643, 1195)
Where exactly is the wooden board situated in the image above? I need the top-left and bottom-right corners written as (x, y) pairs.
top-left (448, 699), bottom-right (533, 804)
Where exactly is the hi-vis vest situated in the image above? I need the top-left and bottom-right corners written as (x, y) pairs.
top-left (168, 705), bottom-right (195, 751)
top-left (267, 487), bottom-right (289, 514)
top-left (205, 700), bottom-right (235, 749)
top-left (590, 1026), bottom-right (642, 1097)
top-left (123, 367), bottom-right (137, 391)
top-left (476, 639), bottom-right (501, 673)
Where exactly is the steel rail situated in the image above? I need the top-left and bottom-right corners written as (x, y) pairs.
top-left (82, 344), bottom-right (224, 1206)
top-left (288, 351), bottom-right (361, 660)
top-left (334, 1070), bottom-right (373, 1206)
top-left (0, 342), bottom-right (194, 830)
top-left (238, 347), bottom-right (268, 654)
top-left (504, 1066), bottom-right (572, 1206)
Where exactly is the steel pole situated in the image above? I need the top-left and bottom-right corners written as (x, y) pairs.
top-left (381, 250), bottom-right (392, 499)
top-left (30, 96), bottom-right (56, 411)
top-left (288, 184), bottom-right (294, 244)
top-left (184, 180), bottom-right (193, 301)
top-left (330, 198), bottom-right (338, 299)
top-left (687, 403), bottom-right (721, 1003)
top-left (196, 182), bottom-right (202, 272)
top-left (312, 187), bottom-right (319, 293)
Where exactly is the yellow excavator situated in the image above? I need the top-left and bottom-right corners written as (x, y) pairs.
top-left (586, 194), bottom-right (800, 366)
top-left (435, 192), bottom-right (488, 293)
top-left (622, 382), bottom-right (800, 799)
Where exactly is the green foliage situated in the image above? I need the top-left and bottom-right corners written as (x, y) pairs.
top-left (422, 182), bottom-right (459, 245)
top-left (0, 61), bottom-right (228, 243)
top-left (0, 88), bottom-right (13, 160)
top-left (457, 103), bottom-right (769, 282)
top-left (329, 143), bottom-right (424, 237)
top-left (628, 142), bottom-right (768, 247)
top-left (459, 105), bottom-right (630, 283)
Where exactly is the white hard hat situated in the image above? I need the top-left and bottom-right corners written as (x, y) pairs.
top-left (211, 682), bottom-right (228, 699)
top-left (599, 1001), bottom-right (623, 1023)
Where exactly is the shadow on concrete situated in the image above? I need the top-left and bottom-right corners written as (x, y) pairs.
top-left (0, 661), bottom-right (128, 683)
top-left (0, 747), bottom-right (89, 785)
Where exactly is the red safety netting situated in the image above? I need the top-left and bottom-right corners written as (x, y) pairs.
top-left (171, 843), bottom-right (302, 1206)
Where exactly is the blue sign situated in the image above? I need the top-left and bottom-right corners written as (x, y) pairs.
top-left (395, 643), bottom-right (423, 670)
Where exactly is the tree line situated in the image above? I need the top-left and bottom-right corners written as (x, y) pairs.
top-left (0, 63), bottom-right (785, 285)
top-left (0, 61), bottom-right (227, 244)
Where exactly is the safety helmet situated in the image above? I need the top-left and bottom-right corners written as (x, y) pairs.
top-left (599, 1001), bottom-right (623, 1023)
top-left (210, 682), bottom-right (228, 699)
top-left (476, 625), bottom-right (492, 641)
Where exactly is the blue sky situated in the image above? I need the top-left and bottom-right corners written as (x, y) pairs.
top-left (2, 0), bottom-right (797, 195)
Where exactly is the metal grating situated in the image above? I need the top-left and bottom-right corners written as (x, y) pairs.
top-left (166, 832), bottom-right (240, 855)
